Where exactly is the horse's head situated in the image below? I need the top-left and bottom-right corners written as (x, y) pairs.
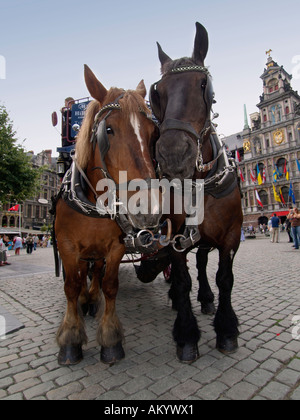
top-left (76, 65), bottom-right (161, 230)
top-left (150, 22), bottom-right (214, 181)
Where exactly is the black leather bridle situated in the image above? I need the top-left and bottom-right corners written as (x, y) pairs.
top-left (149, 65), bottom-right (214, 147)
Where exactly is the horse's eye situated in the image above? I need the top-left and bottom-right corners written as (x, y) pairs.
top-left (106, 126), bottom-right (114, 135)
top-left (201, 81), bottom-right (207, 89)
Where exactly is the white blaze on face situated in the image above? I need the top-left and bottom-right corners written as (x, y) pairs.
top-left (130, 113), bottom-right (160, 216)
top-left (130, 113), bottom-right (153, 175)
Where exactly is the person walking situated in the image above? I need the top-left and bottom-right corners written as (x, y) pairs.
top-left (288, 208), bottom-right (300, 250)
top-left (13, 235), bottom-right (22, 255)
top-left (0, 235), bottom-right (11, 266)
top-left (271, 213), bottom-right (280, 243)
top-left (25, 234), bottom-right (34, 254)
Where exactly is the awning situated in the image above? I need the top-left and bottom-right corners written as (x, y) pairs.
top-left (272, 211), bottom-right (289, 217)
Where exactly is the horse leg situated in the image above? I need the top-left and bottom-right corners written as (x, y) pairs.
top-left (97, 250), bottom-right (125, 365)
top-left (214, 249), bottom-right (239, 354)
top-left (57, 260), bottom-right (88, 365)
top-left (78, 266), bottom-right (89, 316)
top-left (169, 251), bottom-right (200, 363)
top-left (196, 247), bottom-right (216, 315)
top-left (88, 260), bottom-right (105, 317)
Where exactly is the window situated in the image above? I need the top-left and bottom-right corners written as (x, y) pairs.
top-left (268, 78), bottom-right (279, 94)
top-left (259, 190), bottom-right (268, 206)
top-left (276, 158), bottom-right (287, 178)
top-left (281, 186), bottom-right (289, 204)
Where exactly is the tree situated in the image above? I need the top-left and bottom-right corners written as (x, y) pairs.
top-left (0, 105), bottom-right (41, 203)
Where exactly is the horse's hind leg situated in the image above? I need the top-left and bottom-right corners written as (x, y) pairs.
top-left (196, 247), bottom-right (216, 315)
top-left (97, 250), bottom-right (125, 365)
top-left (169, 251), bottom-right (200, 363)
top-left (214, 248), bottom-right (239, 354)
top-left (57, 261), bottom-right (88, 365)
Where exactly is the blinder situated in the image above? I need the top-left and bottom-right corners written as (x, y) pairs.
top-left (149, 83), bottom-right (162, 123)
top-left (95, 118), bottom-right (110, 159)
top-left (203, 74), bottom-right (214, 113)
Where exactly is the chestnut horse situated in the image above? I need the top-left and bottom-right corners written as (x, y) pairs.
top-left (138, 22), bottom-right (243, 362)
top-left (54, 65), bottom-right (160, 365)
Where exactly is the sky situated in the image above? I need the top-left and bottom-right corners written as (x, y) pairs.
top-left (1, 0), bottom-right (300, 157)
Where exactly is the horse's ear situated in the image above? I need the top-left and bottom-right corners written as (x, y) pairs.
top-left (157, 42), bottom-right (172, 66)
top-left (192, 22), bottom-right (209, 65)
top-left (136, 80), bottom-right (147, 99)
top-left (84, 64), bottom-right (107, 103)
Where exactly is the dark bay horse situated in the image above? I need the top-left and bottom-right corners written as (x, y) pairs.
top-left (54, 65), bottom-right (161, 365)
top-left (138, 22), bottom-right (243, 362)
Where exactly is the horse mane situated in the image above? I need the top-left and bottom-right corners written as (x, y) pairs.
top-left (76, 87), bottom-right (150, 169)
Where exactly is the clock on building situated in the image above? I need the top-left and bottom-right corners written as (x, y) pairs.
top-left (273, 129), bottom-right (284, 145)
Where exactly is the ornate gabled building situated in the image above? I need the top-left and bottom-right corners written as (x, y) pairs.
top-left (224, 53), bottom-right (300, 227)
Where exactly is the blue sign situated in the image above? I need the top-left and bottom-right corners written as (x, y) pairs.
top-left (71, 100), bottom-right (91, 138)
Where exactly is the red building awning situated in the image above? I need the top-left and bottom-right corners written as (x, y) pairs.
top-left (272, 211), bottom-right (289, 217)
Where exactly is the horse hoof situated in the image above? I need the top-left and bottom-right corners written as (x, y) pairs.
top-left (101, 342), bottom-right (125, 365)
top-left (176, 343), bottom-right (200, 364)
top-left (201, 302), bottom-right (216, 315)
top-left (58, 345), bottom-right (83, 366)
top-left (216, 337), bottom-right (238, 354)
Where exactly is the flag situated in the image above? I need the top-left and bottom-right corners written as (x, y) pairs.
top-left (235, 148), bottom-right (241, 163)
top-left (255, 189), bottom-right (263, 208)
top-left (262, 168), bottom-right (266, 184)
top-left (289, 182), bottom-right (296, 205)
top-left (250, 169), bottom-right (257, 184)
top-left (238, 168), bottom-right (245, 182)
top-left (257, 164), bottom-right (263, 185)
top-left (8, 204), bottom-right (19, 212)
top-left (273, 184), bottom-right (281, 203)
top-left (284, 161), bottom-right (289, 181)
top-left (297, 159), bottom-right (300, 172)
top-left (279, 187), bottom-right (286, 205)
top-left (273, 167), bottom-right (279, 183)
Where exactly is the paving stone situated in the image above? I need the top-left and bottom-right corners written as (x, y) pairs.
top-left (0, 241), bottom-right (299, 400)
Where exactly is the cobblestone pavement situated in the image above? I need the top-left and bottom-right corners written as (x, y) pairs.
top-left (0, 235), bottom-right (299, 400)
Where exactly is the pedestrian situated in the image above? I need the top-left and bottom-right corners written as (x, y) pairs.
top-left (33, 235), bottom-right (39, 251)
top-left (240, 227), bottom-right (245, 242)
top-left (26, 234), bottom-right (34, 254)
top-left (285, 216), bottom-right (293, 243)
top-left (287, 208), bottom-right (300, 250)
top-left (13, 235), bottom-right (22, 255)
top-left (0, 235), bottom-right (11, 266)
top-left (271, 213), bottom-right (280, 243)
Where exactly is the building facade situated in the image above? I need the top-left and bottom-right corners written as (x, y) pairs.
top-left (224, 54), bottom-right (300, 227)
top-left (0, 150), bottom-right (59, 233)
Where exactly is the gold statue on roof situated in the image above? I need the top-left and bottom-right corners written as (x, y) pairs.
top-left (266, 49), bottom-right (272, 57)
